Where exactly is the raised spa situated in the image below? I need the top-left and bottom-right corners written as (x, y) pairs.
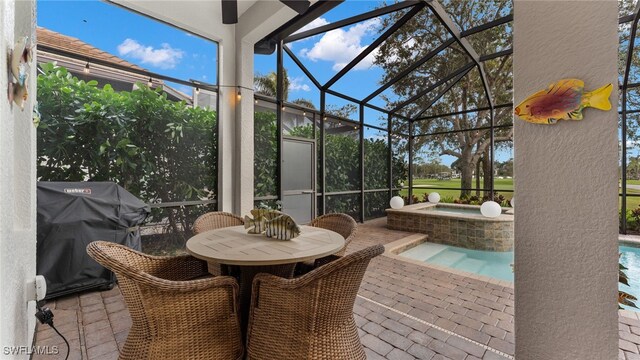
top-left (386, 203), bottom-right (514, 251)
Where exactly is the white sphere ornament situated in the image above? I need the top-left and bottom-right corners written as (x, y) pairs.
top-left (481, 201), bottom-right (502, 218)
top-left (390, 196), bottom-right (404, 209)
top-left (427, 192), bottom-right (441, 203)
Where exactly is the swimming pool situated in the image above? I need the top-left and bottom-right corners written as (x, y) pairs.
top-left (399, 242), bottom-right (640, 310)
top-left (620, 246), bottom-right (640, 310)
top-left (399, 242), bottom-right (514, 282)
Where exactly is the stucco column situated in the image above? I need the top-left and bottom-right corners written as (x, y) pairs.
top-left (0, 0), bottom-right (38, 351)
top-left (234, 40), bottom-right (255, 215)
top-left (217, 36), bottom-right (236, 213)
top-left (513, 1), bottom-right (619, 359)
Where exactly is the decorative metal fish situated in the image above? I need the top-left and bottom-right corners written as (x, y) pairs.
top-left (264, 214), bottom-right (301, 241)
top-left (11, 81), bottom-right (28, 110)
top-left (11, 36), bottom-right (32, 86)
top-left (244, 209), bottom-right (282, 234)
top-left (514, 79), bottom-right (612, 125)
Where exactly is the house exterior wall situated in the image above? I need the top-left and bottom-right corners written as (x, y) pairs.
top-left (0, 0), bottom-right (38, 358)
top-left (513, 0), bottom-right (619, 358)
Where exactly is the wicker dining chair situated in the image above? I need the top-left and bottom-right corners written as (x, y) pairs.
top-left (193, 211), bottom-right (244, 275)
top-left (292, 213), bottom-right (358, 274)
top-left (309, 213), bottom-right (357, 257)
top-left (246, 244), bottom-right (384, 360)
top-left (86, 241), bottom-right (243, 360)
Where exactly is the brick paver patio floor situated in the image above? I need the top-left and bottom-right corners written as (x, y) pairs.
top-left (33, 217), bottom-right (640, 359)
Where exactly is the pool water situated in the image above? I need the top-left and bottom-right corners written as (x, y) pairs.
top-left (399, 242), bottom-right (514, 282)
top-left (620, 246), bottom-right (640, 310)
top-left (400, 243), bottom-right (640, 310)
top-left (425, 207), bottom-right (483, 216)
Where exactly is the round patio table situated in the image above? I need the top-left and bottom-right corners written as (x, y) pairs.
top-left (185, 225), bottom-right (345, 335)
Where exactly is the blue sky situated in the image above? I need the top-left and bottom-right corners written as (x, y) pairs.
top-left (37, 0), bottom-right (218, 94)
top-left (37, 0), bottom-right (512, 166)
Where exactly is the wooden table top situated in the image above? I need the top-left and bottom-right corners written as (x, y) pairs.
top-left (185, 225), bottom-right (345, 266)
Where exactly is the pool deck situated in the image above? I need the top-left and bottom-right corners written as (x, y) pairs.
top-left (32, 218), bottom-right (640, 360)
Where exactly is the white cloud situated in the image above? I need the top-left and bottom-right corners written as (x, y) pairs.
top-left (117, 38), bottom-right (184, 69)
top-left (299, 18), bottom-right (381, 71)
top-left (288, 77), bottom-right (311, 92)
top-left (293, 17), bottom-right (330, 35)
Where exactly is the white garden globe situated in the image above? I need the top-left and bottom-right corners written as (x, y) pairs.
top-left (481, 201), bottom-right (502, 218)
top-left (390, 196), bottom-right (404, 209)
top-left (427, 192), bottom-right (441, 203)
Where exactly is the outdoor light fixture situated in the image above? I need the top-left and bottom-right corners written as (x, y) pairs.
top-left (237, 89), bottom-right (241, 100)
top-left (281, 105), bottom-right (285, 111)
top-left (480, 201), bottom-right (502, 218)
top-left (195, 87), bottom-right (200, 95)
top-left (303, 111), bottom-right (306, 116)
top-left (147, 77), bottom-right (153, 87)
top-left (427, 192), bottom-right (441, 203)
top-left (389, 196), bottom-right (404, 209)
top-left (255, 99), bottom-right (258, 104)
top-left (510, 197), bottom-right (515, 208)
top-left (83, 62), bottom-right (90, 74)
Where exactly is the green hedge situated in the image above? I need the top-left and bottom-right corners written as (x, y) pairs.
top-left (254, 116), bottom-right (409, 218)
top-left (37, 63), bottom-right (217, 237)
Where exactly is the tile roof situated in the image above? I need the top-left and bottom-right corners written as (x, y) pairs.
top-left (37, 27), bottom-right (145, 72)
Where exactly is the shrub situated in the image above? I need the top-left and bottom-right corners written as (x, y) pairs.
top-left (37, 63), bottom-right (217, 239)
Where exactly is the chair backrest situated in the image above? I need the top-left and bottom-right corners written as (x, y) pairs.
top-left (193, 211), bottom-right (244, 234)
top-left (309, 213), bottom-right (357, 253)
top-left (87, 241), bottom-right (165, 335)
top-left (87, 241), bottom-right (156, 279)
top-left (87, 241), bottom-right (243, 360)
top-left (278, 244), bottom-right (383, 334)
top-left (312, 244), bottom-right (382, 327)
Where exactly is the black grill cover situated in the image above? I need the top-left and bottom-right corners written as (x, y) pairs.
top-left (37, 182), bottom-right (150, 299)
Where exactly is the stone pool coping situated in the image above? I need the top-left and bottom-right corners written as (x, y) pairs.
top-left (386, 202), bottom-right (514, 222)
top-left (620, 234), bottom-right (640, 248)
top-left (387, 203), bottom-right (514, 251)
top-left (383, 234), bottom-right (514, 289)
top-left (383, 233), bottom-right (640, 292)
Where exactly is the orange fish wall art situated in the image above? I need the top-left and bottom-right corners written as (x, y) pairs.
top-left (514, 79), bottom-right (612, 125)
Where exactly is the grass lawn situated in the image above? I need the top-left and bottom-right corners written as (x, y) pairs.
top-left (622, 180), bottom-right (640, 210)
top-left (399, 178), bottom-right (513, 202)
top-left (398, 178), bottom-right (640, 210)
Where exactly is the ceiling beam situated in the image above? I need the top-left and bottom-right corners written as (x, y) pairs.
top-left (285, 0), bottom-right (421, 43)
top-left (255, 0), bottom-right (343, 54)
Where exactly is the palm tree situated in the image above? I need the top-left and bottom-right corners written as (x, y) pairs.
top-left (291, 98), bottom-right (316, 110)
top-left (254, 69), bottom-right (289, 100)
top-left (254, 68), bottom-right (317, 110)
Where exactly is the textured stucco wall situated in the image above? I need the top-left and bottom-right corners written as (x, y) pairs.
top-left (513, 1), bottom-right (619, 358)
top-left (0, 0), bottom-right (38, 357)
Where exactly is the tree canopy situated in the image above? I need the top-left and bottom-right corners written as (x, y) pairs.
top-left (373, 1), bottom-right (513, 196)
